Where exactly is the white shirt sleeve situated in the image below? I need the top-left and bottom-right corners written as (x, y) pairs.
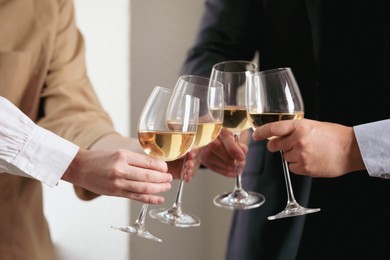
top-left (353, 119), bottom-right (390, 179)
top-left (0, 96), bottom-right (79, 187)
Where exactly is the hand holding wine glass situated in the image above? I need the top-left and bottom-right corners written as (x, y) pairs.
top-left (199, 127), bottom-right (248, 178)
top-left (111, 86), bottom-right (199, 241)
top-left (149, 75), bottom-right (223, 227)
top-left (211, 60), bottom-right (265, 210)
top-left (246, 67), bottom-right (320, 220)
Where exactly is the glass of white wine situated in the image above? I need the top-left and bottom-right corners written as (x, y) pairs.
top-left (149, 75), bottom-right (224, 227)
top-left (111, 86), bottom-right (199, 241)
top-left (211, 60), bottom-right (266, 210)
top-left (246, 67), bottom-right (320, 220)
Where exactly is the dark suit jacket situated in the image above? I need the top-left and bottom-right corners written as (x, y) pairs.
top-left (181, 0), bottom-right (390, 259)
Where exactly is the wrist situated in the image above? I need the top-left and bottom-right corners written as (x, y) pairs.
top-left (61, 149), bottom-right (86, 186)
top-left (348, 127), bottom-right (366, 173)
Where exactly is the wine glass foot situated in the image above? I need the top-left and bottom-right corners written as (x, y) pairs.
top-left (149, 208), bottom-right (201, 228)
top-left (267, 203), bottom-right (321, 220)
top-left (213, 189), bottom-right (266, 210)
top-left (111, 225), bottom-right (162, 242)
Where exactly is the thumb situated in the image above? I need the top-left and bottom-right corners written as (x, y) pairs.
top-left (252, 120), bottom-right (297, 140)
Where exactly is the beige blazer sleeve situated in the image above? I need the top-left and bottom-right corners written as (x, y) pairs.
top-left (37, 0), bottom-right (116, 149)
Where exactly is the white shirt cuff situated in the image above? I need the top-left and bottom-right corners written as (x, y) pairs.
top-left (354, 119), bottom-right (390, 179)
top-left (11, 124), bottom-right (79, 187)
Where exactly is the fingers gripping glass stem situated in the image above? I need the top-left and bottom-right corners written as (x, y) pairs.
top-left (213, 133), bottom-right (265, 210)
top-left (149, 154), bottom-right (201, 227)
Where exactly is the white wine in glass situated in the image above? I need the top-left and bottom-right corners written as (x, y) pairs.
top-left (138, 131), bottom-right (196, 162)
top-left (211, 60), bottom-right (266, 210)
top-left (246, 67), bottom-right (320, 220)
top-left (111, 86), bottom-right (199, 241)
top-left (149, 75), bottom-right (224, 227)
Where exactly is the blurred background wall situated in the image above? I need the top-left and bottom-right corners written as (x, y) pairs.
top-left (44, 1), bottom-right (234, 259)
top-left (43, 1), bottom-right (130, 259)
top-left (129, 1), bottom-right (233, 260)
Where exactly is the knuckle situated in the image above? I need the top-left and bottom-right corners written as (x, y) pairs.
top-left (143, 171), bottom-right (152, 181)
top-left (114, 149), bottom-right (127, 160)
top-left (163, 183), bottom-right (171, 191)
top-left (147, 196), bottom-right (160, 204)
top-left (299, 161), bottom-right (311, 174)
top-left (144, 155), bottom-right (155, 169)
top-left (207, 141), bottom-right (218, 151)
top-left (139, 184), bottom-right (151, 194)
top-left (110, 165), bottom-right (123, 179)
top-left (269, 122), bottom-right (281, 136)
top-left (267, 140), bottom-right (277, 151)
top-left (131, 193), bottom-right (143, 202)
top-left (297, 152), bottom-right (308, 165)
top-left (295, 135), bottom-right (308, 148)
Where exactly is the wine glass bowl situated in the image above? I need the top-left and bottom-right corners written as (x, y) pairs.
top-left (246, 67), bottom-right (320, 220)
top-left (138, 87), bottom-right (198, 162)
top-left (210, 60), bottom-right (266, 210)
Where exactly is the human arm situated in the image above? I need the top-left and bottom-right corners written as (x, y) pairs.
top-left (0, 96), bottom-right (173, 203)
top-left (0, 96), bottom-right (79, 187)
top-left (180, 0), bottom-right (258, 176)
top-left (252, 118), bottom-right (366, 178)
top-left (180, 0), bottom-right (260, 77)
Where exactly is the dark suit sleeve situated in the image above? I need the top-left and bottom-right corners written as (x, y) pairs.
top-left (180, 0), bottom-right (261, 76)
top-left (180, 2), bottom-right (312, 260)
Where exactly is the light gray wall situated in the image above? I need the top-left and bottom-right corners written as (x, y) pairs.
top-left (43, 1), bottom-right (130, 259)
top-left (130, 1), bottom-right (234, 260)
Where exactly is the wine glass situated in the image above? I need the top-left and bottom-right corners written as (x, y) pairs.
top-left (210, 60), bottom-right (266, 210)
top-left (149, 75), bottom-right (224, 227)
top-left (246, 67), bottom-right (320, 220)
top-left (111, 86), bottom-right (199, 241)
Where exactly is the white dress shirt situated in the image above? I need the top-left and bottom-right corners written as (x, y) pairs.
top-left (0, 96), bottom-right (79, 187)
top-left (354, 119), bottom-right (390, 179)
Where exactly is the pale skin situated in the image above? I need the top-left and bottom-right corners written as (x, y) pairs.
top-left (200, 128), bottom-right (249, 178)
top-left (252, 118), bottom-right (366, 178)
top-left (62, 133), bottom-right (202, 204)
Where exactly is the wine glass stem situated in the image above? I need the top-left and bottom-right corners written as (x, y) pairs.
top-left (280, 151), bottom-right (297, 204)
top-left (171, 153), bottom-right (189, 212)
top-left (233, 134), bottom-right (243, 191)
top-left (135, 203), bottom-right (149, 227)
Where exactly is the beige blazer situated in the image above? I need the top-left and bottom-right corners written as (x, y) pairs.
top-left (0, 0), bottom-right (115, 259)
